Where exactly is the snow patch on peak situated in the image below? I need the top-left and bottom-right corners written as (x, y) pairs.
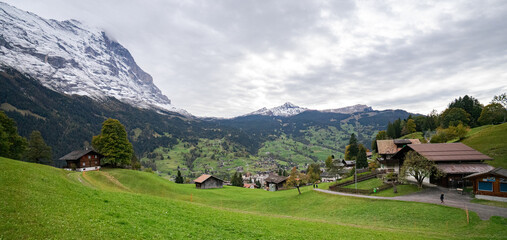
top-left (247, 102), bottom-right (308, 117)
top-left (322, 104), bottom-right (373, 114)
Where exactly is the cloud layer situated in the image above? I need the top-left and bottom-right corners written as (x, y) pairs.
top-left (5, 0), bottom-right (507, 117)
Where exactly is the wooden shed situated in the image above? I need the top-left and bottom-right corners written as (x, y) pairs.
top-left (465, 168), bottom-right (507, 199)
top-left (194, 174), bottom-right (224, 189)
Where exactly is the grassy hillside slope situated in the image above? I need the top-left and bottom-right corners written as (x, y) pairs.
top-left (1, 158), bottom-right (506, 239)
top-left (461, 123), bottom-right (507, 169)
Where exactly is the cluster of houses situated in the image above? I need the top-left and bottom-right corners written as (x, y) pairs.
top-left (58, 139), bottom-right (505, 201)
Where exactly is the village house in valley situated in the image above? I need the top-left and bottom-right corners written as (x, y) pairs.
top-left (59, 149), bottom-right (102, 172)
top-left (194, 174), bottom-right (224, 189)
top-left (465, 168), bottom-right (507, 201)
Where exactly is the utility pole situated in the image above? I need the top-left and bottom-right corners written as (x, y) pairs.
top-left (355, 160), bottom-right (357, 191)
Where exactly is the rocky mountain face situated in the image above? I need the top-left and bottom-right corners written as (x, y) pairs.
top-left (0, 2), bottom-right (187, 115)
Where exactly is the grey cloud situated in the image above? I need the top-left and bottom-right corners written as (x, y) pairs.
top-left (4, 0), bottom-right (507, 117)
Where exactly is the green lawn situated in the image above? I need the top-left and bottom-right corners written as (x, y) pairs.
top-left (401, 132), bottom-right (426, 142)
top-left (462, 123), bottom-right (507, 168)
top-left (471, 199), bottom-right (507, 208)
top-left (343, 178), bottom-right (384, 190)
top-left (371, 184), bottom-right (422, 197)
top-left (1, 158), bottom-right (506, 239)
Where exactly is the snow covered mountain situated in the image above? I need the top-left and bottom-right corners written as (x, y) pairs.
top-left (322, 104), bottom-right (373, 114)
top-left (245, 103), bottom-right (375, 117)
top-left (0, 2), bottom-right (189, 116)
top-left (247, 102), bottom-right (308, 117)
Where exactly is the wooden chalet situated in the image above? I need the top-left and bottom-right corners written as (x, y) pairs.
top-left (376, 139), bottom-right (421, 173)
top-left (264, 173), bottom-right (288, 191)
top-left (392, 143), bottom-right (493, 188)
top-left (59, 149), bottom-right (102, 172)
top-left (465, 168), bottom-right (507, 199)
top-left (194, 174), bottom-right (224, 189)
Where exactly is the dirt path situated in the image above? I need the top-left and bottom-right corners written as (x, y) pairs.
top-left (314, 188), bottom-right (507, 220)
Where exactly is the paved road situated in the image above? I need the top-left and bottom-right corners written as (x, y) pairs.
top-left (314, 187), bottom-right (507, 220)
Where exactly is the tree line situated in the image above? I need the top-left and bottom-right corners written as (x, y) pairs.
top-left (374, 94), bottom-right (506, 146)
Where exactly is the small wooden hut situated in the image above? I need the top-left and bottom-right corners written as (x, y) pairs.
top-left (194, 174), bottom-right (224, 189)
top-left (264, 173), bottom-right (288, 191)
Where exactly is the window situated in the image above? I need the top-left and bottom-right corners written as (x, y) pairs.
top-left (82, 162), bottom-right (85, 166)
top-left (501, 183), bottom-right (507, 193)
top-left (95, 155), bottom-right (97, 158)
top-left (478, 181), bottom-right (493, 191)
top-left (88, 155), bottom-right (91, 159)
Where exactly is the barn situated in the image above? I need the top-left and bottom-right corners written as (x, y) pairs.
top-left (59, 149), bottom-right (102, 172)
top-left (194, 174), bottom-right (224, 189)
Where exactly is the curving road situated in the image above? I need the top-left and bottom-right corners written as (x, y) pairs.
top-left (314, 187), bottom-right (507, 220)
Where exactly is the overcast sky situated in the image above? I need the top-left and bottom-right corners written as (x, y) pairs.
top-left (5, 0), bottom-right (507, 117)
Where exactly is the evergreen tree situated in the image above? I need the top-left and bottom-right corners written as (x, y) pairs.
top-left (346, 133), bottom-right (359, 160)
top-left (448, 95), bottom-right (483, 127)
top-left (371, 130), bottom-right (387, 153)
top-left (393, 119), bottom-right (402, 138)
top-left (92, 118), bottom-right (134, 167)
top-left (231, 171), bottom-right (243, 187)
top-left (175, 170), bottom-right (184, 183)
top-left (356, 146), bottom-right (368, 169)
top-left (0, 111), bottom-right (26, 160)
top-left (24, 130), bottom-right (52, 165)
top-left (386, 122), bottom-right (396, 139)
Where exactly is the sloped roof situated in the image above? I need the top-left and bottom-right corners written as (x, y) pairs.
top-left (465, 167), bottom-right (507, 179)
top-left (436, 163), bottom-right (494, 174)
top-left (59, 149), bottom-right (101, 161)
top-left (265, 173), bottom-right (288, 184)
top-left (377, 139), bottom-right (421, 155)
top-left (194, 174), bottom-right (224, 183)
top-left (398, 143), bottom-right (493, 162)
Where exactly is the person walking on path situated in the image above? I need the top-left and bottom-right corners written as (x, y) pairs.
top-left (440, 192), bottom-right (444, 204)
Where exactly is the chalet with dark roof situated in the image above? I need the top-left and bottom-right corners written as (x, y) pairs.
top-left (392, 143), bottom-right (493, 188)
top-left (194, 174), bottom-right (224, 189)
top-left (377, 139), bottom-right (421, 173)
top-left (264, 173), bottom-right (288, 191)
top-left (465, 168), bottom-right (507, 199)
top-left (59, 149), bottom-right (102, 172)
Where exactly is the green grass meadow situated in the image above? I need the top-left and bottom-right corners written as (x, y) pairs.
top-left (461, 123), bottom-right (507, 169)
top-left (1, 158), bottom-right (506, 239)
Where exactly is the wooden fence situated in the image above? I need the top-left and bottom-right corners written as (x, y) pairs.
top-left (328, 172), bottom-right (392, 195)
